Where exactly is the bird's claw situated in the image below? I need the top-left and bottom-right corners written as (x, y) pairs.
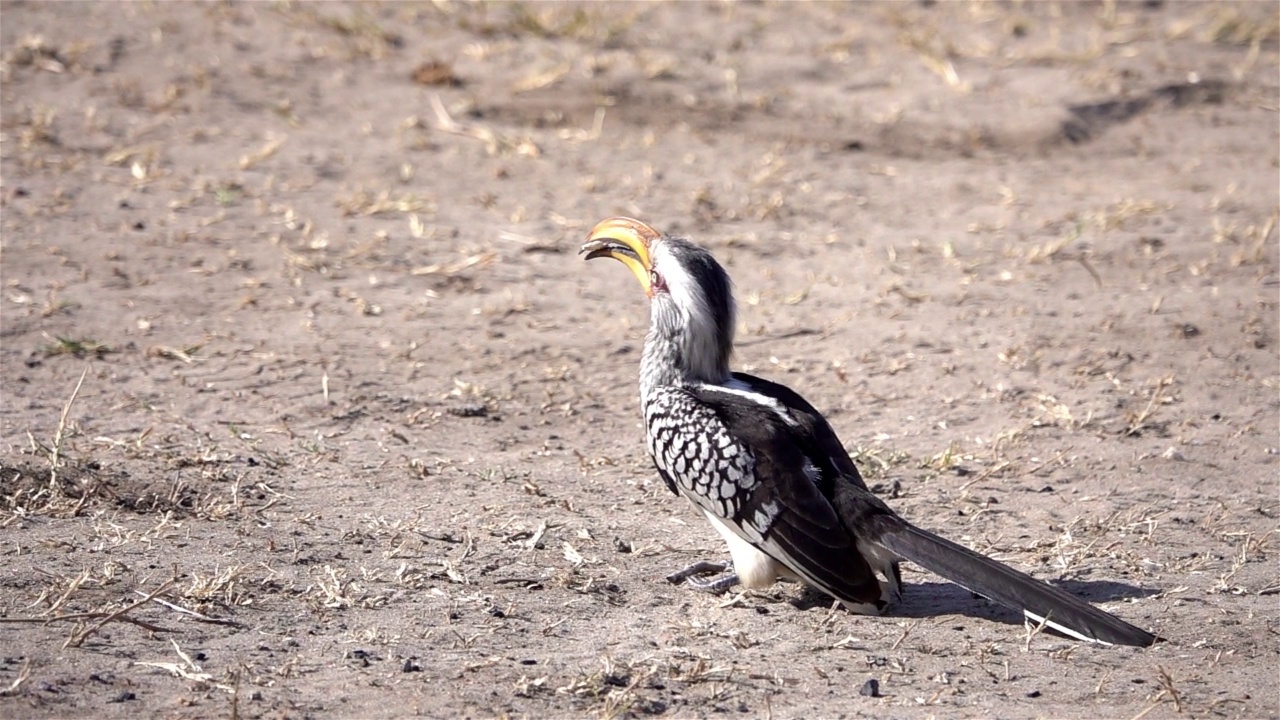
top-left (666, 560), bottom-right (729, 584)
top-left (686, 572), bottom-right (741, 594)
top-left (667, 561), bottom-right (739, 594)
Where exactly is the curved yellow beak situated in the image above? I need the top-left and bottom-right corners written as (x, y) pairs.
top-left (580, 217), bottom-right (659, 296)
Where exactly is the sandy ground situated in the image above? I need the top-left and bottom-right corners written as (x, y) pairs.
top-left (2, 2), bottom-right (1277, 718)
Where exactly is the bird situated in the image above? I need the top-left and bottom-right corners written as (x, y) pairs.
top-left (580, 216), bottom-right (1157, 647)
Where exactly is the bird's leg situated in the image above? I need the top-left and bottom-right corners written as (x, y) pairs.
top-left (884, 561), bottom-right (904, 605)
top-left (666, 560), bottom-right (740, 594)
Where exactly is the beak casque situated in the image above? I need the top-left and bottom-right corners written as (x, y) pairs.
top-left (580, 216), bottom-right (659, 296)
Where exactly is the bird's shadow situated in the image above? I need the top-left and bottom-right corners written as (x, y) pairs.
top-left (792, 579), bottom-right (1158, 629)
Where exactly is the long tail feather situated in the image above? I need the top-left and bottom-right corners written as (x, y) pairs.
top-left (867, 518), bottom-right (1157, 647)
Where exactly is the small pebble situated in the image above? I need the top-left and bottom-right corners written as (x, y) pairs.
top-left (449, 403), bottom-right (487, 418)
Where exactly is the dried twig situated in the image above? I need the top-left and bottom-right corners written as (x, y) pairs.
top-left (1125, 379), bottom-right (1170, 436)
top-left (48, 365), bottom-right (89, 490)
top-left (429, 93), bottom-right (539, 157)
top-left (41, 568), bottom-right (91, 616)
top-left (1155, 665), bottom-right (1183, 713)
top-left (133, 589), bottom-right (243, 627)
top-left (0, 659), bottom-right (31, 696)
top-left (410, 251), bottom-right (497, 276)
top-left (136, 638), bottom-right (235, 694)
top-left (0, 612), bottom-right (171, 631)
top-left (1023, 611), bottom-right (1051, 651)
top-left (889, 620), bottom-right (917, 650)
top-left (1129, 701), bottom-right (1163, 720)
top-left (63, 578), bottom-right (178, 648)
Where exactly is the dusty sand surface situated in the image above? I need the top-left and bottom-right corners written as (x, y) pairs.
top-left (2, 2), bottom-right (1277, 718)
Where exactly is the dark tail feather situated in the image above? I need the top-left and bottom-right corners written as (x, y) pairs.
top-left (869, 519), bottom-right (1157, 647)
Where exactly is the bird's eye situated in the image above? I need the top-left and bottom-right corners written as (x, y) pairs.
top-left (650, 269), bottom-right (664, 291)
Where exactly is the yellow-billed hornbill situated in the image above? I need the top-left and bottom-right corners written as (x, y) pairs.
top-left (581, 216), bottom-right (1157, 647)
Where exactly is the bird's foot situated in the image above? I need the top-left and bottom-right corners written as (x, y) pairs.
top-left (666, 560), bottom-right (729, 583)
top-left (666, 561), bottom-right (739, 594)
top-left (789, 586), bottom-right (837, 611)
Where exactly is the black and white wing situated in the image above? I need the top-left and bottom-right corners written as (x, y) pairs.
top-left (678, 383), bottom-right (1158, 647)
top-left (651, 383), bottom-right (888, 610)
top-left (730, 372), bottom-right (870, 492)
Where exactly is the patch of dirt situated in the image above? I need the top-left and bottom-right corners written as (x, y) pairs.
top-left (2, 2), bottom-right (1277, 718)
